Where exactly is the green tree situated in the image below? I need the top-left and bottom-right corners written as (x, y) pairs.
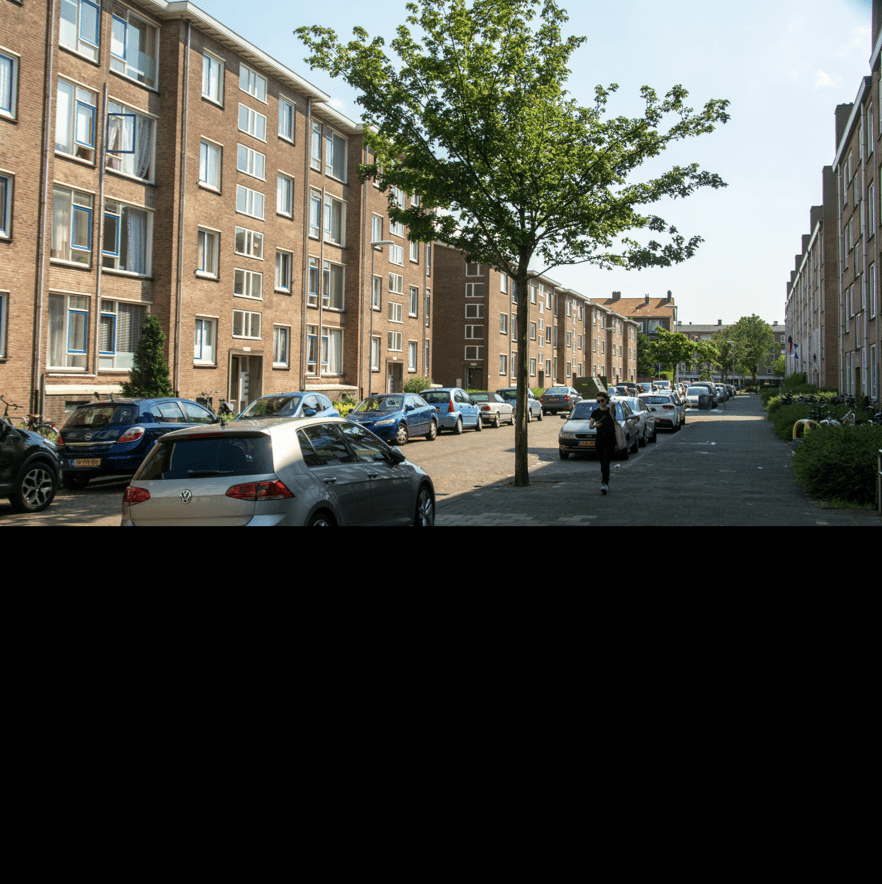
top-left (692, 340), bottom-right (720, 380)
top-left (729, 315), bottom-right (773, 389)
top-left (296, 0), bottom-right (730, 486)
top-left (644, 327), bottom-right (698, 381)
top-left (636, 332), bottom-right (655, 378)
top-left (120, 315), bottom-right (174, 398)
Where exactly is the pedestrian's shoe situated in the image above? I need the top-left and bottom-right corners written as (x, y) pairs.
top-left (601, 484), bottom-right (609, 495)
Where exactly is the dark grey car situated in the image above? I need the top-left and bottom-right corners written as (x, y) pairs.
top-left (121, 417), bottom-right (435, 527)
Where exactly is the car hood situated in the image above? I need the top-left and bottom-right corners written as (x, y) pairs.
top-left (349, 412), bottom-right (402, 423)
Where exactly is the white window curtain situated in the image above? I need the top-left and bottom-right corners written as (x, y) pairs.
top-left (125, 207), bottom-right (147, 275)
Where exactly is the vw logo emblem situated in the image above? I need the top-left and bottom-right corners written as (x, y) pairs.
top-left (84, 433), bottom-right (92, 441)
top-left (180, 490), bottom-right (193, 504)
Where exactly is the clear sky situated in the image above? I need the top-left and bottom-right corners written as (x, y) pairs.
top-left (196, 0), bottom-right (872, 325)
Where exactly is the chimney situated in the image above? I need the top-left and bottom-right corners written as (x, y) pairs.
top-left (718, 320), bottom-right (722, 326)
top-left (665, 290), bottom-right (673, 304)
top-left (835, 103), bottom-right (854, 151)
top-left (611, 291), bottom-right (621, 302)
top-left (644, 294), bottom-right (650, 306)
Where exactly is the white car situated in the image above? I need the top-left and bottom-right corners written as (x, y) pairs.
top-left (471, 392), bottom-right (515, 427)
top-left (639, 392), bottom-right (686, 431)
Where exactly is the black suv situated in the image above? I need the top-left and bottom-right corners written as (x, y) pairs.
top-left (0, 419), bottom-right (62, 513)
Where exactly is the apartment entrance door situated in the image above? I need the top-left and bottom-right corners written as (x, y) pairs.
top-left (230, 354), bottom-right (263, 413)
top-left (467, 366), bottom-right (483, 390)
top-left (387, 362), bottom-right (403, 393)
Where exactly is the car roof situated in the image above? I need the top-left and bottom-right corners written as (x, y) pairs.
top-left (156, 415), bottom-right (346, 442)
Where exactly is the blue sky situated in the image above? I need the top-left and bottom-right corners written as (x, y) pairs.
top-left (197, 0), bottom-right (871, 325)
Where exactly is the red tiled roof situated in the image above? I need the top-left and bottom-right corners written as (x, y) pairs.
top-left (589, 298), bottom-right (676, 318)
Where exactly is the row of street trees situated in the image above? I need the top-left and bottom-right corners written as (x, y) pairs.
top-left (639, 315), bottom-right (776, 386)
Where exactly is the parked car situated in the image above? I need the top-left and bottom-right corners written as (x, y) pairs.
top-left (689, 383), bottom-right (718, 408)
top-left (1, 418), bottom-right (61, 513)
top-left (496, 388), bottom-right (543, 421)
top-left (639, 392), bottom-right (686, 430)
top-left (558, 399), bottom-right (640, 460)
top-left (121, 417), bottom-right (435, 527)
top-left (237, 392), bottom-right (339, 421)
top-left (56, 398), bottom-right (218, 489)
top-left (654, 380), bottom-right (672, 391)
top-left (618, 396), bottom-right (657, 446)
top-left (684, 387), bottom-right (706, 409)
top-left (541, 386), bottom-right (583, 415)
top-left (470, 392), bottom-right (515, 427)
top-left (347, 393), bottom-right (437, 444)
top-left (422, 388), bottom-right (482, 434)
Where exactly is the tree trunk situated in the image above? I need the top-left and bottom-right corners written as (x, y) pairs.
top-left (514, 264), bottom-right (531, 487)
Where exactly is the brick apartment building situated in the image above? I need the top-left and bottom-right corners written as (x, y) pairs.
top-left (0, 0), bottom-right (431, 423)
top-left (432, 245), bottom-right (637, 390)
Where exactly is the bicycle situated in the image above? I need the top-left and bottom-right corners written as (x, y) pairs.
top-left (1, 395), bottom-right (59, 441)
top-left (198, 390), bottom-right (237, 421)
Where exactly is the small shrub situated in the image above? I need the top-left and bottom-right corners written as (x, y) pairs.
top-left (403, 376), bottom-right (434, 393)
top-left (793, 425), bottom-right (882, 506)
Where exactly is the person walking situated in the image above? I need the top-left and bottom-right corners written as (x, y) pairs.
top-left (590, 392), bottom-right (617, 495)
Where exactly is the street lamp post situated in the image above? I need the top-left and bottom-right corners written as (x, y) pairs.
top-left (366, 240), bottom-right (396, 398)
top-left (727, 341), bottom-right (736, 390)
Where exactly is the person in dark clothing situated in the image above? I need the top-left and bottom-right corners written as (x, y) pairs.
top-left (590, 393), bottom-right (616, 495)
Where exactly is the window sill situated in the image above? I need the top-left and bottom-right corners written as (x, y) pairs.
top-left (102, 267), bottom-right (153, 280)
top-left (50, 258), bottom-right (92, 271)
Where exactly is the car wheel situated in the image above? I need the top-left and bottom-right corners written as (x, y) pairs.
top-left (537, 409), bottom-right (543, 421)
top-left (414, 485), bottom-right (434, 527)
top-left (639, 427), bottom-right (647, 447)
top-left (453, 417), bottom-right (463, 435)
top-left (559, 450), bottom-right (569, 460)
top-left (630, 433), bottom-right (639, 454)
top-left (509, 410), bottom-right (515, 426)
top-left (492, 412), bottom-right (501, 428)
top-left (10, 462), bottom-right (57, 513)
top-left (474, 415), bottom-right (482, 432)
top-left (650, 426), bottom-right (658, 443)
top-left (307, 510), bottom-right (335, 527)
top-left (426, 419), bottom-right (437, 441)
top-left (395, 423), bottom-right (409, 446)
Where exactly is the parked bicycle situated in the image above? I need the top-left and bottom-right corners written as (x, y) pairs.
top-left (198, 391), bottom-right (237, 421)
top-left (1, 395), bottom-right (59, 441)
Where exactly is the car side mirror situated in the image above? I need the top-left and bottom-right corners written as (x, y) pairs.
top-left (388, 446), bottom-right (406, 465)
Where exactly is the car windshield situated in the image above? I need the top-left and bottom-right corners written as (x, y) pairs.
top-left (470, 393), bottom-right (490, 402)
top-left (644, 396), bottom-right (671, 404)
top-left (570, 403), bottom-right (594, 420)
top-left (64, 404), bottom-right (138, 428)
top-left (353, 396), bottom-right (404, 413)
top-left (687, 388), bottom-right (705, 395)
top-left (423, 391), bottom-right (451, 404)
top-left (240, 395), bottom-right (302, 418)
top-left (138, 433), bottom-right (274, 480)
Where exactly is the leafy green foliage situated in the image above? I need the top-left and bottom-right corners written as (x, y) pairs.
top-left (728, 315), bottom-right (774, 388)
top-left (120, 315), bottom-right (174, 399)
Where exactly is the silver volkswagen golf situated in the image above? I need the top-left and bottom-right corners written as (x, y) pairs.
top-left (121, 417), bottom-right (435, 526)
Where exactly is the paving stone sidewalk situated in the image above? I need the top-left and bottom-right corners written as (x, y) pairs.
top-left (435, 394), bottom-right (882, 527)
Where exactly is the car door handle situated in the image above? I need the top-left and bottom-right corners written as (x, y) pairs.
top-left (323, 477), bottom-right (337, 485)
top-left (366, 472), bottom-right (379, 479)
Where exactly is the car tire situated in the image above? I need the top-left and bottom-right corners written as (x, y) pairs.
top-left (630, 433), bottom-right (639, 454)
top-left (474, 414), bottom-right (482, 432)
top-left (307, 510), bottom-right (336, 527)
top-left (426, 420), bottom-right (437, 441)
top-left (9, 461), bottom-right (57, 513)
top-left (639, 427), bottom-right (647, 447)
top-left (537, 409), bottom-right (543, 421)
top-left (395, 423), bottom-right (409, 446)
top-left (414, 485), bottom-right (434, 527)
top-left (650, 427), bottom-right (658, 443)
top-left (492, 412), bottom-right (501, 428)
top-left (509, 411), bottom-right (515, 426)
top-left (453, 417), bottom-right (463, 435)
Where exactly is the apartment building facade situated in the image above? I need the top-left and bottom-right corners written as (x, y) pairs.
top-left (0, 0), bottom-right (431, 424)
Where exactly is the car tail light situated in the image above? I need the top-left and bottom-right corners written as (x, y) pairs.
top-left (449, 397), bottom-right (456, 413)
top-left (663, 405), bottom-right (675, 410)
top-left (226, 480), bottom-right (294, 501)
top-left (564, 395), bottom-right (570, 401)
top-left (123, 486), bottom-right (150, 505)
top-left (481, 405), bottom-right (491, 412)
top-left (56, 434), bottom-right (64, 446)
top-left (119, 426), bottom-right (146, 444)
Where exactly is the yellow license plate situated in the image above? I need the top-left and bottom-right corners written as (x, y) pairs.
top-left (72, 458), bottom-right (101, 467)
top-left (579, 441), bottom-right (595, 448)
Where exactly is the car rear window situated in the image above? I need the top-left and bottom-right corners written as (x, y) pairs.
top-left (644, 396), bottom-right (672, 404)
top-left (422, 391), bottom-right (451, 404)
top-left (570, 403), bottom-right (594, 420)
top-left (64, 404), bottom-right (138, 428)
top-left (137, 434), bottom-right (274, 480)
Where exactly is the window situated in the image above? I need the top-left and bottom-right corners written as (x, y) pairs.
top-left (309, 189), bottom-right (321, 238)
top-left (322, 328), bottom-right (343, 374)
top-left (0, 292), bottom-right (7, 357)
top-left (55, 80), bottom-right (97, 163)
top-left (239, 65), bottom-right (267, 103)
top-left (465, 325), bottom-right (482, 339)
top-left (410, 241), bottom-right (419, 263)
top-left (51, 186), bottom-right (93, 265)
top-left (277, 174), bottom-right (294, 217)
top-left (234, 268), bottom-right (262, 300)
top-left (370, 336), bottom-right (381, 371)
top-left (275, 250), bottom-right (292, 293)
top-left (0, 51), bottom-right (16, 121)
top-left (237, 144), bottom-right (266, 181)
top-left (389, 244), bottom-right (404, 265)
top-left (499, 354), bottom-right (507, 375)
top-left (500, 313), bottom-right (508, 335)
top-left (324, 127), bottom-right (347, 180)
top-left (279, 98), bottom-right (295, 142)
top-left (465, 345), bottom-right (483, 360)
top-left (409, 286), bottom-right (419, 317)
top-left (466, 262), bottom-right (481, 276)
top-left (273, 326), bottom-right (290, 367)
top-left (99, 300), bottom-right (147, 370)
top-left (322, 261), bottom-right (344, 310)
top-left (238, 103), bottom-right (267, 141)
top-left (48, 293), bottom-right (89, 369)
top-left (232, 309), bottom-right (261, 339)
top-left (466, 282), bottom-right (484, 297)
top-left (103, 199), bottom-right (152, 275)
top-left (388, 330), bottom-right (403, 352)
top-left (323, 194), bottom-right (345, 244)
top-left (308, 257), bottom-right (320, 307)
top-left (199, 140), bottom-right (222, 190)
top-left (202, 53), bottom-right (224, 105)
top-left (197, 229), bottom-right (219, 277)
top-left (465, 304), bottom-right (484, 319)
top-left (408, 341), bottom-right (418, 372)
top-left (389, 302), bottom-right (403, 324)
top-left (0, 173), bottom-right (12, 238)
top-left (389, 272), bottom-right (404, 295)
top-left (110, 3), bottom-right (159, 89)
top-left (235, 226), bottom-right (263, 259)
top-left (194, 317), bottom-right (217, 365)
top-left (59, 0), bottom-right (100, 62)
top-left (311, 121), bottom-right (322, 170)
top-left (106, 101), bottom-right (155, 180)
top-left (371, 215), bottom-right (383, 243)
top-left (307, 325), bottom-right (318, 374)
top-left (372, 276), bottom-right (382, 312)
top-left (236, 184), bottom-right (265, 220)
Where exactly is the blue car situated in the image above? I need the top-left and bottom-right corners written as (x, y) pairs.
top-left (236, 392), bottom-right (339, 421)
top-left (57, 398), bottom-right (218, 489)
top-left (421, 388), bottom-right (482, 434)
top-left (347, 393), bottom-right (438, 445)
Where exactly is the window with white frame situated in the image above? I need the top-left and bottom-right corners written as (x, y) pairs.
top-left (388, 330), bottom-right (403, 352)
top-left (408, 341), bottom-right (418, 372)
top-left (48, 293), bottom-right (89, 369)
top-left (500, 313), bottom-right (508, 335)
top-left (0, 292), bottom-right (7, 358)
top-left (499, 354), bottom-right (507, 375)
top-left (237, 143), bottom-right (266, 181)
top-left (234, 268), bottom-right (262, 300)
top-left (409, 286), bottom-right (419, 317)
top-left (371, 215), bottom-right (383, 243)
top-left (0, 173), bottom-right (12, 238)
top-left (308, 257), bottom-right (320, 307)
top-left (55, 80), bottom-right (97, 163)
top-left (51, 186), bottom-right (93, 266)
top-left (110, 3), bottom-right (159, 89)
top-left (370, 336), bottom-right (380, 371)
top-left (277, 173), bottom-right (294, 217)
top-left (279, 98), bottom-right (295, 142)
top-left (465, 325), bottom-right (483, 339)
top-left (99, 299), bottom-right (147, 370)
top-left (323, 194), bottom-right (345, 245)
top-left (465, 303), bottom-right (484, 319)
top-left (323, 261), bottom-right (344, 310)
top-left (202, 52), bottom-right (224, 105)
top-left (311, 121), bottom-right (322, 170)
top-left (273, 326), bottom-right (290, 367)
top-left (465, 282), bottom-right (484, 297)
top-left (233, 309), bottom-right (261, 339)
top-left (372, 275), bottom-right (382, 312)
top-left (59, 0), bottom-right (100, 63)
top-left (275, 250), bottom-right (292, 293)
top-left (306, 325), bottom-right (318, 374)
top-left (389, 244), bottom-right (404, 265)
top-left (309, 189), bottom-right (322, 238)
top-left (388, 302), bottom-right (403, 324)
top-left (235, 226), bottom-right (263, 259)
top-left (103, 199), bottom-right (152, 275)
top-left (465, 262), bottom-right (481, 276)
top-left (324, 127), bottom-right (347, 180)
top-left (410, 241), bottom-right (419, 263)
top-left (238, 103), bottom-right (267, 141)
top-left (194, 316), bottom-right (217, 364)
top-left (106, 101), bottom-right (155, 180)
top-left (388, 272), bottom-right (404, 295)
top-left (239, 65), bottom-right (267, 103)
top-left (322, 327), bottom-right (343, 374)
top-left (197, 228), bottom-right (219, 277)
top-left (236, 184), bottom-right (265, 220)
top-left (0, 51), bottom-right (16, 120)
top-left (465, 345), bottom-right (483, 360)
top-left (199, 140), bottom-right (222, 190)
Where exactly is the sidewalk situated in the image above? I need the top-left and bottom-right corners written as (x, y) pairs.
top-left (435, 394), bottom-right (882, 526)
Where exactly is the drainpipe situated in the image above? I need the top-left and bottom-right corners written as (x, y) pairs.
top-left (174, 21), bottom-right (192, 395)
top-left (300, 98), bottom-right (311, 391)
top-left (93, 83), bottom-right (108, 379)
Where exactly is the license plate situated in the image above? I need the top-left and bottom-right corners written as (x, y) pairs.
top-left (579, 441), bottom-right (595, 448)
top-left (71, 458), bottom-right (101, 467)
